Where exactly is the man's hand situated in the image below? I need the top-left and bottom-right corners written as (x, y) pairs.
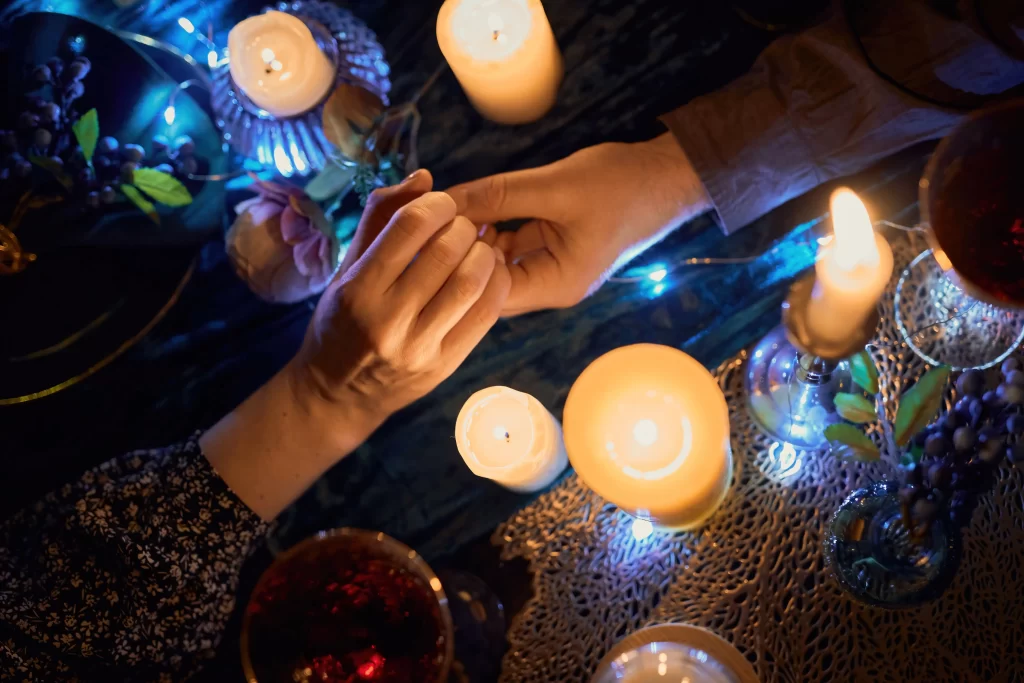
top-left (448, 133), bottom-right (712, 316)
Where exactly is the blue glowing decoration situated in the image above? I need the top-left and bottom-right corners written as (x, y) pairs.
top-left (177, 17), bottom-right (195, 34)
top-left (163, 105), bottom-right (176, 125)
top-left (652, 283), bottom-right (666, 297)
top-left (67, 33), bottom-right (86, 54)
top-left (273, 145), bottom-right (294, 176)
top-left (648, 267), bottom-right (667, 282)
top-left (631, 518), bottom-right (654, 541)
top-left (207, 50), bottom-right (218, 68)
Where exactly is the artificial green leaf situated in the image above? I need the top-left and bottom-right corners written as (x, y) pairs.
top-left (322, 83), bottom-right (384, 160)
top-left (72, 108), bottom-right (99, 163)
top-left (893, 365), bottom-right (951, 447)
top-left (850, 350), bottom-right (880, 394)
top-left (132, 168), bottom-right (192, 207)
top-left (28, 155), bottom-right (73, 190)
top-left (824, 423), bottom-right (880, 462)
top-left (304, 163), bottom-right (355, 202)
top-left (122, 184), bottom-right (160, 224)
top-left (834, 393), bottom-right (877, 424)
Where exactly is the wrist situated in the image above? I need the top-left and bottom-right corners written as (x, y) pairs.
top-left (642, 132), bottom-right (713, 218)
top-left (282, 360), bottom-right (386, 455)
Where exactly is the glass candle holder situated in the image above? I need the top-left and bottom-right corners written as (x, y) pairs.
top-left (563, 344), bottom-right (733, 530)
top-left (212, 1), bottom-right (392, 177)
top-left (591, 624), bottom-right (758, 683)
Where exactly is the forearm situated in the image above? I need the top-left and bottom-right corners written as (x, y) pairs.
top-left (200, 359), bottom-right (381, 521)
top-left (662, 7), bottom-right (976, 233)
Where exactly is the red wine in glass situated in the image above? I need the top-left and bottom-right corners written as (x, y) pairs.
top-left (923, 99), bottom-right (1024, 309)
top-left (242, 529), bottom-right (453, 683)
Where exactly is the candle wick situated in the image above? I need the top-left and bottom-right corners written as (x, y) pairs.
top-left (505, 432), bottom-right (510, 442)
top-left (492, 29), bottom-right (500, 41)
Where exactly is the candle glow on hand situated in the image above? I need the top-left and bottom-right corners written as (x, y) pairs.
top-left (228, 11), bottom-right (335, 118)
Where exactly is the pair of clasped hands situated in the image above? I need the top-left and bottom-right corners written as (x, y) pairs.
top-left (204, 138), bottom-right (709, 520)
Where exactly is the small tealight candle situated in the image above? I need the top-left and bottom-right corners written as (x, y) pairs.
top-left (455, 387), bottom-right (568, 492)
top-left (563, 344), bottom-right (732, 529)
top-left (436, 0), bottom-right (564, 124)
top-left (228, 11), bottom-right (335, 118)
top-left (805, 188), bottom-right (894, 346)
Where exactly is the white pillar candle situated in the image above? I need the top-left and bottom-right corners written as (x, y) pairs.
top-left (228, 11), bottom-right (335, 118)
top-left (436, 0), bottom-right (564, 125)
top-left (563, 344), bottom-right (732, 529)
top-left (455, 386), bottom-right (568, 492)
top-left (805, 188), bottom-right (895, 346)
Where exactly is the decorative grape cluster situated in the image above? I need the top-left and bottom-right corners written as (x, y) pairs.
top-left (1, 57), bottom-right (91, 184)
top-left (84, 133), bottom-right (199, 208)
top-left (900, 357), bottom-right (1024, 535)
top-left (1, 55), bottom-right (197, 208)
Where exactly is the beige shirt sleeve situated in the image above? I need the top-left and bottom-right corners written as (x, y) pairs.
top-left (661, 0), bottom-right (1024, 233)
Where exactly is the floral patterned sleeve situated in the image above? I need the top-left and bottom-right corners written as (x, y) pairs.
top-left (0, 434), bottom-right (269, 682)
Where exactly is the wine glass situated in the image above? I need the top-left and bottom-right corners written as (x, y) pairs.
top-left (894, 99), bottom-right (1024, 370)
top-left (241, 528), bottom-right (454, 683)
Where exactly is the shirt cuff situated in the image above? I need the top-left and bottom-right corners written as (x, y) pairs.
top-left (659, 82), bottom-right (822, 235)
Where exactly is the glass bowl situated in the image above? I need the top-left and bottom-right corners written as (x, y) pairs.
top-left (241, 528), bottom-right (453, 683)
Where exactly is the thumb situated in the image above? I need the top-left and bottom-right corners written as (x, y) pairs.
top-left (447, 165), bottom-right (558, 225)
top-left (338, 169), bottom-right (433, 277)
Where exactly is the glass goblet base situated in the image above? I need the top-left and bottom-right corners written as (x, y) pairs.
top-left (894, 250), bottom-right (1024, 370)
top-left (825, 482), bottom-right (960, 607)
top-left (745, 325), bottom-right (853, 451)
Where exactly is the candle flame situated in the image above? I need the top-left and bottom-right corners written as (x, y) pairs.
top-left (830, 188), bottom-right (879, 271)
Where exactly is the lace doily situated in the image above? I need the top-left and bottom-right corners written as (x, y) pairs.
top-left (494, 238), bottom-right (1024, 683)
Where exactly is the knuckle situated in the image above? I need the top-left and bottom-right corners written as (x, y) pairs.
top-left (454, 267), bottom-right (488, 300)
top-left (365, 187), bottom-right (389, 212)
top-left (482, 176), bottom-right (508, 212)
top-left (394, 202), bottom-right (432, 233)
top-left (429, 190), bottom-right (458, 217)
top-left (429, 234), bottom-right (463, 269)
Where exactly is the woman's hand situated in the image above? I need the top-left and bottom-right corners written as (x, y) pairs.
top-left (447, 133), bottom-right (711, 316)
top-left (202, 170), bottom-right (510, 520)
top-left (292, 171), bottom-right (511, 435)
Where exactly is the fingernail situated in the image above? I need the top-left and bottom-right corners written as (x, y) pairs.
top-left (493, 245), bottom-right (506, 264)
top-left (478, 223), bottom-right (491, 238)
top-left (402, 169), bottom-right (424, 184)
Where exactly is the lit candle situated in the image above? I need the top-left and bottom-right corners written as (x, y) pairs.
top-left (455, 387), bottom-right (568, 492)
top-left (563, 344), bottom-right (732, 529)
top-left (228, 11), bottom-right (335, 118)
top-left (436, 0), bottom-right (564, 125)
top-left (805, 188), bottom-right (895, 346)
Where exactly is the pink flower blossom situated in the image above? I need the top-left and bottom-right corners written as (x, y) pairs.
top-left (226, 177), bottom-right (338, 303)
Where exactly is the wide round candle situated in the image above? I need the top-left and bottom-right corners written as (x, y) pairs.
top-left (228, 11), bottom-right (335, 118)
top-left (436, 0), bottom-right (564, 124)
top-left (455, 387), bottom-right (568, 492)
top-left (563, 344), bottom-right (732, 529)
top-left (805, 188), bottom-right (894, 346)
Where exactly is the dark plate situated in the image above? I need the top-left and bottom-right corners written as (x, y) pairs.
top-left (0, 12), bottom-right (227, 404)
